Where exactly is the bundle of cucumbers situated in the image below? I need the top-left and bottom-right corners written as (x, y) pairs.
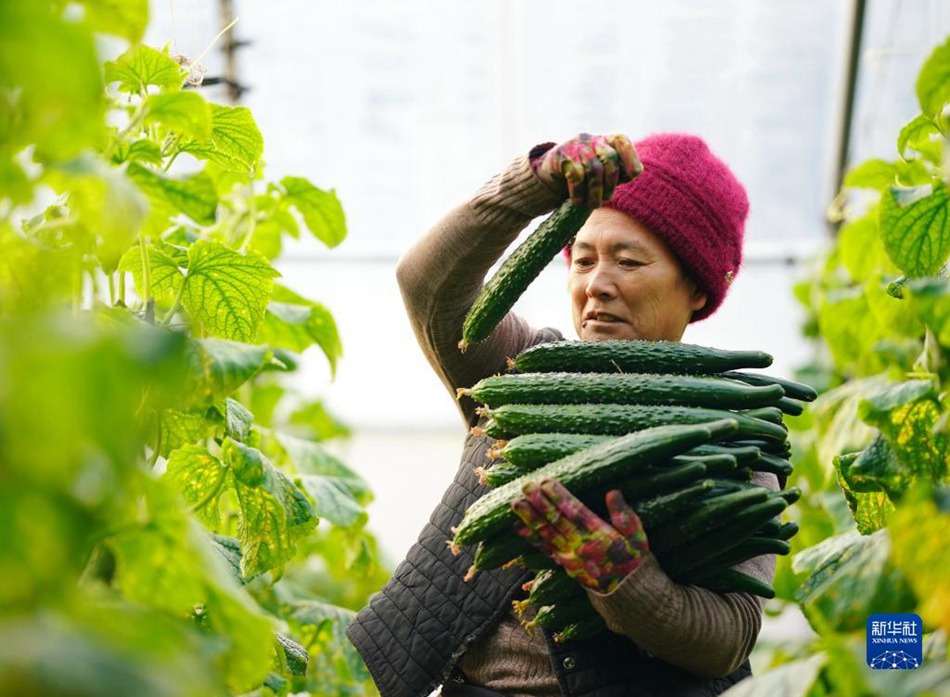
top-left (452, 339), bottom-right (816, 643)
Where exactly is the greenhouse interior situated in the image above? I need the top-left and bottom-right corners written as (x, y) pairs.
top-left (2, 0), bottom-right (950, 695)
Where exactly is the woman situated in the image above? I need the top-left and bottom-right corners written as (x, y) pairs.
top-left (346, 133), bottom-right (778, 697)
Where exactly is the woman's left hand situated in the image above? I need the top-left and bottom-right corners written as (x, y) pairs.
top-left (511, 478), bottom-right (650, 594)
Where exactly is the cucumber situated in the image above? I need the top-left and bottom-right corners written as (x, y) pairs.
top-left (770, 521), bottom-right (799, 541)
top-left (719, 370), bottom-right (818, 402)
top-left (649, 486), bottom-right (771, 552)
top-left (694, 568), bottom-right (776, 599)
top-left (512, 340), bottom-right (773, 375)
top-left (523, 569), bottom-right (583, 607)
top-left (481, 403), bottom-right (788, 443)
top-left (775, 396), bottom-right (804, 416)
top-left (620, 462), bottom-right (709, 500)
top-left (665, 536), bottom-right (790, 579)
top-left (453, 420), bottom-right (739, 546)
top-left (657, 496), bottom-right (789, 572)
top-left (553, 614), bottom-right (608, 644)
top-left (483, 460), bottom-right (532, 487)
top-left (473, 535), bottom-right (535, 571)
top-left (630, 479), bottom-right (715, 528)
top-left (729, 439), bottom-right (792, 457)
top-left (526, 594), bottom-right (596, 630)
top-left (491, 433), bottom-right (615, 470)
top-left (738, 406), bottom-right (787, 426)
top-left (753, 453), bottom-right (794, 478)
top-left (463, 372), bottom-right (785, 409)
top-left (460, 201), bottom-right (591, 350)
top-left (686, 443), bottom-right (762, 465)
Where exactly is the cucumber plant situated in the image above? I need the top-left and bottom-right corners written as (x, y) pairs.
top-left (737, 33), bottom-right (950, 697)
top-left (0, 3), bottom-right (385, 696)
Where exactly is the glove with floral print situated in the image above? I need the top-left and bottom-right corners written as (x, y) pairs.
top-left (530, 132), bottom-right (642, 208)
top-left (511, 478), bottom-right (650, 594)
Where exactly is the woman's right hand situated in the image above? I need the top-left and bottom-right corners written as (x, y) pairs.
top-left (531, 133), bottom-right (643, 208)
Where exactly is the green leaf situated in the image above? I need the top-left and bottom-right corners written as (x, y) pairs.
top-left (221, 398), bottom-right (253, 443)
top-left (837, 210), bottom-right (895, 282)
top-left (144, 91), bottom-right (212, 141)
top-left (810, 376), bottom-right (889, 474)
top-left (180, 105), bottom-right (263, 175)
top-left (288, 400), bottom-right (351, 441)
top-left (104, 44), bottom-right (186, 95)
top-left (898, 114), bottom-right (945, 164)
top-left (794, 529), bottom-right (915, 632)
top-left (164, 444), bottom-right (229, 528)
top-left (843, 159), bottom-right (898, 191)
top-left (188, 338), bottom-right (273, 406)
top-left (281, 176), bottom-right (347, 248)
top-left (284, 600), bottom-right (369, 690)
top-left (208, 534), bottom-right (245, 585)
top-left (916, 36), bottom-right (950, 117)
top-left (127, 163), bottom-right (218, 227)
top-left (222, 439), bottom-right (316, 575)
top-left (0, 3), bottom-right (106, 159)
top-left (271, 432), bottom-right (369, 528)
top-left (840, 434), bottom-right (911, 500)
top-left (880, 183), bottom-right (950, 277)
top-left (182, 240), bottom-right (279, 342)
top-left (276, 634), bottom-right (308, 677)
top-left (858, 380), bottom-right (947, 485)
top-left (0, 156), bottom-right (32, 205)
top-left (904, 277), bottom-right (950, 346)
top-left (155, 407), bottom-right (217, 458)
top-left (74, 0), bottom-right (149, 43)
top-left (890, 486), bottom-right (950, 634)
top-left (259, 286), bottom-right (342, 374)
top-left (112, 139), bottom-right (164, 166)
top-left (118, 242), bottom-right (184, 306)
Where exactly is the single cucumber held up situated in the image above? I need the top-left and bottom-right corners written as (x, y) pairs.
top-left (460, 200), bottom-right (591, 350)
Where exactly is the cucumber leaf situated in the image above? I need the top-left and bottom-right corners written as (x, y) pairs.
top-left (187, 338), bottom-right (273, 406)
top-left (880, 183), bottom-right (950, 277)
top-left (916, 36), bottom-right (950, 117)
top-left (259, 284), bottom-right (342, 375)
top-left (281, 176), bottom-right (347, 248)
top-left (181, 105), bottom-right (263, 175)
top-left (127, 164), bottom-right (218, 227)
top-left (74, 0), bottom-right (149, 43)
top-left (104, 44), bottom-right (185, 95)
top-left (897, 114), bottom-right (945, 164)
top-left (794, 529), bottom-right (916, 632)
top-left (890, 486), bottom-right (950, 634)
top-left (165, 444), bottom-right (229, 528)
top-left (144, 91), bottom-right (212, 141)
top-left (182, 241), bottom-right (279, 342)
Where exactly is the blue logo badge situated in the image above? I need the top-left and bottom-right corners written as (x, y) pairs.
top-left (866, 613), bottom-right (923, 669)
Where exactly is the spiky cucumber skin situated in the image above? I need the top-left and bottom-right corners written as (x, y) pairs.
top-left (482, 403), bottom-right (788, 443)
top-left (453, 420), bottom-right (739, 546)
top-left (468, 372), bottom-right (785, 409)
top-left (494, 433), bottom-right (614, 471)
top-left (460, 201), bottom-right (591, 349)
top-left (719, 370), bottom-right (818, 402)
top-left (512, 340), bottom-right (773, 375)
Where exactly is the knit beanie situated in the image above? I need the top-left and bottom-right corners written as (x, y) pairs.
top-left (605, 133), bottom-right (749, 322)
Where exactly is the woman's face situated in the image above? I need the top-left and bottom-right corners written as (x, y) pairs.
top-left (568, 208), bottom-right (707, 342)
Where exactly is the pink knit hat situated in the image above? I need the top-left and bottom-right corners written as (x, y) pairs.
top-left (605, 133), bottom-right (749, 322)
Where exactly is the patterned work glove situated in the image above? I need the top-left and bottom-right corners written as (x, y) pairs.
top-left (511, 478), bottom-right (650, 594)
top-left (530, 133), bottom-right (643, 208)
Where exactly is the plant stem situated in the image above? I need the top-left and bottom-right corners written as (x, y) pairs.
top-left (108, 271), bottom-right (116, 305)
top-left (161, 277), bottom-right (188, 326)
top-left (138, 231), bottom-right (153, 321)
top-left (239, 177), bottom-right (257, 251)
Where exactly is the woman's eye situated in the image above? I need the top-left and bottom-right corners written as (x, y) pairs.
top-left (573, 258), bottom-right (595, 268)
top-left (618, 258), bottom-right (643, 268)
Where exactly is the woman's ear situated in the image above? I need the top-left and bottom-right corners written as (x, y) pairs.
top-left (689, 286), bottom-right (708, 313)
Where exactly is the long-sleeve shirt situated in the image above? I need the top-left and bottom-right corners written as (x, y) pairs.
top-left (395, 153), bottom-right (777, 695)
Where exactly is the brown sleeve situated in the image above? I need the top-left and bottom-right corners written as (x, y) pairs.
top-left (395, 155), bottom-right (564, 426)
top-left (585, 471), bottom-right (780, 678)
